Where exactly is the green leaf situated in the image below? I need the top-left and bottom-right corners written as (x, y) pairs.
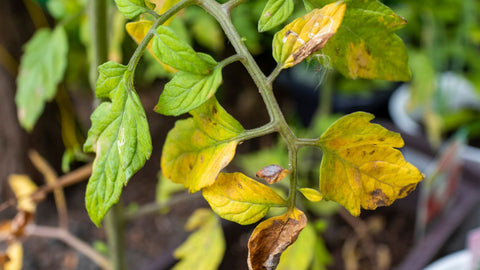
top-left (154, 55), bottom-right (222, 116)
top-left (152, 26), bottom-right (216, 74)
top-left (84, 61), bottom-right (152, 226)
top-left (317, 112), bottom-right (423, 216)
top-left (202, 172), bottom-right (287, 225)
top-left (187, 8), bottom-right (225, 52)
top-left (161, 98), bottom-right (244, 192)
top-left (299, 187), bottom-right (323, 202)
top-left (173, 209), bottom-right (225, 270)
top-left (258, 0), bottom-right (294, 32)
top-left (114, 0), bottom-right (146, 19)
top-left (15, 26), bottom-right (68, 132)
top-left (309, 0), bottom-right (411, 81)
top-left (277, 223), bottom-right (316, 270)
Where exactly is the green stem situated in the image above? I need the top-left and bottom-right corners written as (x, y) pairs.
top-left (287, 146), bottom-right (298, 208)
top-left (218, 54), bottom-right (244, 68)
top-left (318, 71), bottom-right (333, 118)
top-left (198, 0), bottom-right (299, 209)
top-left (104, 203), bottom-right (126, 270)
top-left (89, 0), bottom-right (108, 91)
top-left (267, 64), bottom-right (283, 84)
top-left (221, 0), bottom-right (248, 14)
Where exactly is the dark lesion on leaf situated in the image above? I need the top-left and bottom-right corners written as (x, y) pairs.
top-left (370, 189), bottom-right (389, 207)
top-left (398, 183), bottom-right (417, 198)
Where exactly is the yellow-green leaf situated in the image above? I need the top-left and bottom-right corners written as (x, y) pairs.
top-left (248, 208), bottom-right (307, 270)
top-left (299, 188), bottom-right (323, 202)
top-left (317, 112), bottom-right (423, 216)
top-left (202, 172), bottom-right (287, 225)
top-left (15, 26), bottom-right (68, 131)
top-left (8, 175), bottom-right (38, 213)
top-left (173, 209), bottom-right (225, 270)
top-left (152, 25), bottom-right (215, 75)
top-left (114, 0), bottom-right (146, 19)
top-left (161, 98), bottom-right (244, 192)
top-left (258, 0), bottom-right (294, 32)
top-left (126, 20), bottom-right (177, 73)
top-left (307, 0), bottom-right (411, 81)
top-left (277, 223), bottom-right (316, 270)
top-left (154, 54), bottom-right (222, 116)
top-left (272, 2), bottom-right (346, 69)
top-left (147, 0), bottom-right (179, 24)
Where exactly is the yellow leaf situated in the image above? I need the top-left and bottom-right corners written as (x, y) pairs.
top-left (317, 112), bottom-right (423, 216)
top-left (125, 20), bottom-right (177, 73)
top-left (273, 1), bottom-right (346, 68)
top-left (161, 98), bottom-right (244, 192)
top-left (147, 0), bottom-right (179, 14)
top-left (8, 175), bottom-right (38, 213)
top-left (4, 242), bottom-right (23, 270)
top-left (248, 208), bottom-right (307, 270)
top-left (202, 172), bottom-right (287, 225)
top-left (299, 188), bottom-right (323, 202)
top-left (173, 209), bottom-right (225, 270)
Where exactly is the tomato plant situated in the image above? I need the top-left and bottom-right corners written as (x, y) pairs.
top-left (6, 0), bottom-right (424, 269)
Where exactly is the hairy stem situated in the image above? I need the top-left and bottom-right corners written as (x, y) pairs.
top-left (198, 0), bottom-right (299, 209)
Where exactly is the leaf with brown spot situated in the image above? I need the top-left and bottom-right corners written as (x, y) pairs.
top-left (317, 112), bottom-right (423, 216)
top-left (305, 0), bottom-right (411, 81)
top-left (3, 241), bottom-right (22, 270)
top-left (247, 208), bottom-right (307, 270)
top-left (256, 164), bottom-right (290, 184)
top-left (272, 2), bottom-right (346, 69)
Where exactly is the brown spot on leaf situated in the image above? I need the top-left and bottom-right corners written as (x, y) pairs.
top-left (247, 210), bottom-right (307, 270)
top-left (256, 165), bottom-right (290, 184)
top-left (398, 183), bottom-right (417, 198)
top-left (291, 31), bottom-right (335, 66)
top-left (370, 189), bottom-right (389, 207)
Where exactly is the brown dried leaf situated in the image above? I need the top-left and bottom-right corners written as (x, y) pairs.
top-left (247, 208), bottom-right (307, 270)
top-left (256, 165), bottom-right (290, 184)
top-left (0, 211), bottom-right (34, 241)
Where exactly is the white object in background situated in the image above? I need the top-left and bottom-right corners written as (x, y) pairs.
top-left (423, 250), bottom-right (471, 270)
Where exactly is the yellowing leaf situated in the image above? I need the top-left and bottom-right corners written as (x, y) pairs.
top-left (126, 20), bottom-right (177, 73)
top-left (173, 209), bottom-right (225, 270)
top-left (248, 208), bottom-right (307, 270)
top-left (277, 223), bottom-right (316, 270)
top-left (202, 172), bottom-right (287, 225)
top-left (308, 0), bottom-right (411, 81)
top-left (4, 242), bottom-right (22, 270)
top-left (299, 188), bottom-right (323, 202)
top-left (8, 175), bottom-right (38, 213)
top-left (161, 98), bottom-right (244, 192)
top-left (317, 112), bottom-right (423, 216)
top-left (272, 2), bottom-right (346, 68)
